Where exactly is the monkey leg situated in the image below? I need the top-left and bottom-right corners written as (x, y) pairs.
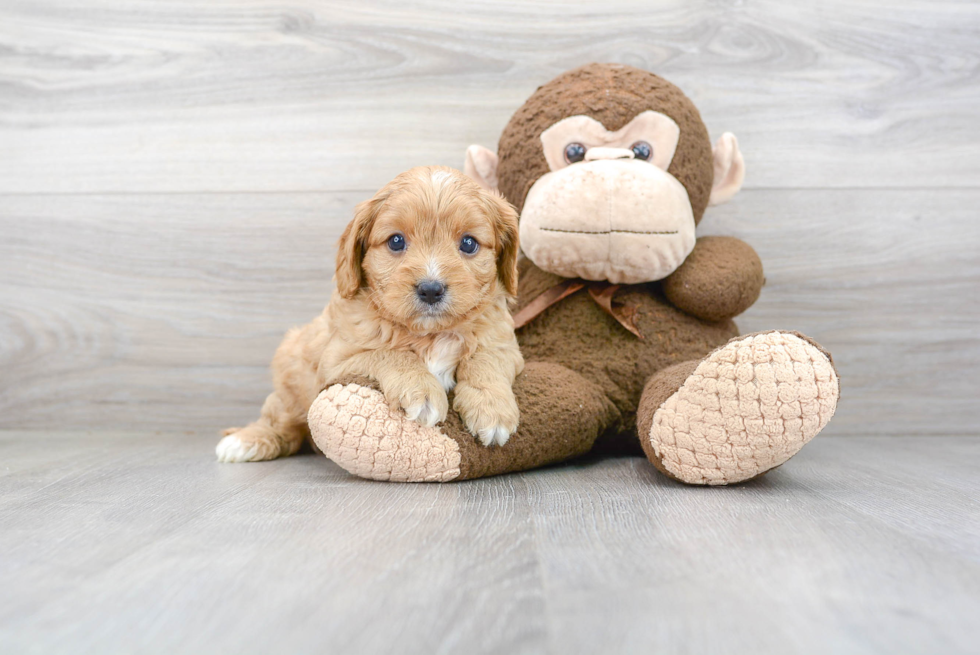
top-left (635, 331), bottom-right (840, 485)
top-left (307, 362), bottom-right (617, 482)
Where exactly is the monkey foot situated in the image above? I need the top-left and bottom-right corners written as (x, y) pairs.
top-left (308, 363), bottom-right (611, 483)
top-left (308, 381), bottom-right (463, 482)
top-left (642, 331), bottom-right (840, 485)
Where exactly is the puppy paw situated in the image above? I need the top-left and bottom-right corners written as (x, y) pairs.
top-left (216, 431), bottom-right (279, 462)
top-left (385, 374), bottom-right (449, 428)
top-left (215, 422), bottom-right (291, 462)
top-left (216, 434), bottom-right (255, 462)
top-left (453, 383), bottom-right (519, 447)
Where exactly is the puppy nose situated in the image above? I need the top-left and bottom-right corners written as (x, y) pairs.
top-left (415, 280), bottom-right (446, 305)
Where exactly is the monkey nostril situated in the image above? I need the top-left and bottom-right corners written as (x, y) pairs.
top-left (415, 280), bottom-right (446, 305)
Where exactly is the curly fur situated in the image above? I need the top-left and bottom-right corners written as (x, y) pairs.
top-left (217, 166), bottom-right (524, 462)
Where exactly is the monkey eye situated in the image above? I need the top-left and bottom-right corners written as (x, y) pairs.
top-left (387, 233), bottom-right (406, 252)
top-left (564, 142), bottom-right (587, 164)
top-left (459, 235), bottom-right (479, 255)
top-left (630, 141), bottom-right (653, 161)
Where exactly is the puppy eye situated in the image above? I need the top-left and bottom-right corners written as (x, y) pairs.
top-left (387, 234), bottom-right (406, 252)
top-left (630, 141), bottom-right (653, 161)
top-left (564, 143), bottom-right (587, 164)
top-left (459, 236), bottom-right (479, 255)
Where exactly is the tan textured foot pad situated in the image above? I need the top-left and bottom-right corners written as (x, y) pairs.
top-left (649, 331), bottom-right (840, 485)
top-left (307, 383), bottom-right (462, 482)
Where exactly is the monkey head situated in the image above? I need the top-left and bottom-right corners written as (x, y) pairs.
top-left (465, 64), bottom-right (745, 285)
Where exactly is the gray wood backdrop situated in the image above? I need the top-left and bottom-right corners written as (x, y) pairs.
top-left (1, 0), bottom-right (978, 436)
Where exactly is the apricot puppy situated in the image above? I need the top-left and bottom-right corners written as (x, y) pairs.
top-left (216, 166), bottom-right (524, 463)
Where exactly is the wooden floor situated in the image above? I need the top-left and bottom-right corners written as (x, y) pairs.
top-left (2, 432), bottom-right (978, 654)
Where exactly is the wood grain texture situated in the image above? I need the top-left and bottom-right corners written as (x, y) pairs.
top-left (2, 0), bottom-right (979, 193)
top-left (2, 1), bottom-right (979, 434)
top-left (0, 192), bottom-right (344, 430)
top-left (2, 188), bottom-right (977, 434)
top-left (1, 432), bottom-right (978, 654)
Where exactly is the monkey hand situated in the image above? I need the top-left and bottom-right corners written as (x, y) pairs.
top-left (662, 236), bottom-right (764, 322)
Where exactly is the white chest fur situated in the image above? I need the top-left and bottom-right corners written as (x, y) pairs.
top-left (423, 332), bottom-right (464, 392)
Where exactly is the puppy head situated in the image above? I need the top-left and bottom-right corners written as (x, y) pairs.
top-left (336, 166), bottom-right (519, 333)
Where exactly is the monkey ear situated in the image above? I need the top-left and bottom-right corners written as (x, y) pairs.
top-left (464, 145), bottom-right (500, 192)
top-left (335, 195), bottom-right (384, 299)
top-left (709, 133), bottom-right (745, 206)
top-left (481, 190), bottom-right (520, 297)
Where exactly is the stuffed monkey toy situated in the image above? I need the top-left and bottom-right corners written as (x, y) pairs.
top-left (307, 63), bottom-right (840, 484)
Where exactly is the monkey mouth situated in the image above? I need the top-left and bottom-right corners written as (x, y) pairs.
top-left (539, 228), bottom-right (679, 235)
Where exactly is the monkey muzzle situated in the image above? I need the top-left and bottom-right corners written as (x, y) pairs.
top-left (519, 159), bottom-right (697, 285)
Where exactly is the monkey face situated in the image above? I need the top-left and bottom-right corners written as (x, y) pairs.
top-left (519, 111), bottom-right (696, 285)
top-left (464, 64), bottom-right (746, 285)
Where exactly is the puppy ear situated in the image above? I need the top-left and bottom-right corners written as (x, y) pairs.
top-left (335, 194), bottom-right (385, 299)
top-left (481, 190), bottom-right (520, 297)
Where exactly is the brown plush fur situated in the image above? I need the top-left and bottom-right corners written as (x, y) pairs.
top-left (511, 258), bottom-right (743, 457)
top-left (372, 65), bottom-right (779, 477)
top-left (496, 63), bottom-right (714, 220)
top-left (332, 360), bottom-right (618, 479)
top-left (663, 236), bottom-right (764, 322)
top-left (306, 64), bottom-right (839, 485)
top-left (482, 65), bottom-right (764, 461)
top-left (218, 166), bottom-right (524, 461)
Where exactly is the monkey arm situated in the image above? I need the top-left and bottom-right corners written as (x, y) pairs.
top-left (662, 236), bottom-right (764, 322)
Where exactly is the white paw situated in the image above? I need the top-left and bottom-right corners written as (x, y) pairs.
top-left (215, 434), bottom-right (259, 463)
top-left (453, 383), bottom-right (520, 448)
top-left (476, 425), bottom-right (514, 447)
top-left (403, 399), bottom-right (445, 428)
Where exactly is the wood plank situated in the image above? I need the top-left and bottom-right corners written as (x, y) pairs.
top-left (527, 450), bottom-right (980, 655)
top-left (0, 430), bottom-right (129, 477)
top-left (0, 432), bottom-right (291, 638)
top-left (3, 188), bottom-right (977, 435)
top-left (2, 0), bottom-right (978, 193)
top-left (1, 432), bottom-right (978, 653)
top-left (789, 436), bottom-right (980, 565)
top-left (0, 432), bottom-right (546, 654)
top-left (0, 192), bottom-right (347, 431)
